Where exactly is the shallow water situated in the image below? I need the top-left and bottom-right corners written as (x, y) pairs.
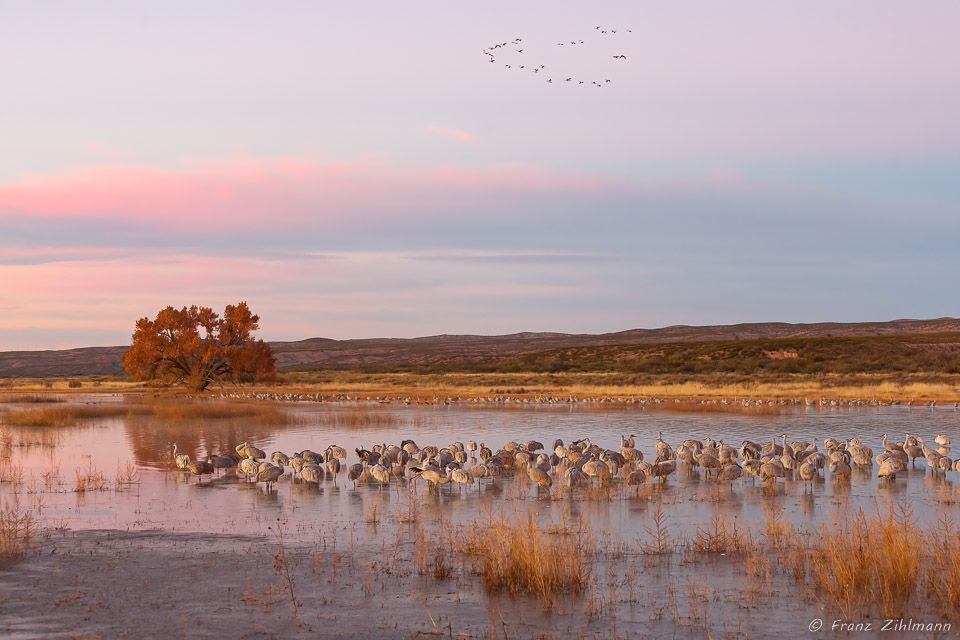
top-left (2, 395), bottom-right (959, 638)
top-left (3, 395), bottom-right (959, 536)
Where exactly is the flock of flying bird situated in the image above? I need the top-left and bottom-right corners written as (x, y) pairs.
top-left (483, 26), bottom-right (630, 87)
top-left (170, 430), bottom-right (957, 494)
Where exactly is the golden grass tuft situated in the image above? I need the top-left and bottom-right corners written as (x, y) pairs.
top-left (0, 499), bottom-right (38, 557)
top-left (115, 460), bottom-right (140, 485)
top-left (325, 407), bottom-right (401, 429)
top-left (457, 509), bottom-right (593, 605)
top-left (0, 394), bottom-right (65, 404)
top-left (74, 461), bottom-right (108, 492)
top-left (926, 517), bottom-right (960, 616)
top-left (5, 405), bottom-right (135, 426)
top-left (803, 506), bottom-right (919, 618)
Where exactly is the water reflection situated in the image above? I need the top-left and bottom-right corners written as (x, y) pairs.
top-left (1, 396), bottom-right (959, 539)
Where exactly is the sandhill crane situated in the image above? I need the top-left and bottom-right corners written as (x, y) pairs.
top-left (695, 451), bottom-right (721, 478)
top-left (370, 463), bottom-right (390, 491)
top-left (187, 459), bottom-right (213, 484)
top-left (903, 435), bottom-right (924, 466)
top-left (411, 466), bottom-right (452, 492)
top-left (798, 461), bottom-right (818, 490)
top-left (527, 466), bottom-right (552, 491)
top-left (937, 456), bottom-right (953, 473)
top-left (742, 459), bottom-right (763, 484)
top-left (626, 468), bottom-right (647, 495)
top-left (326, 458), bottom-right (341, 483)
top-left (236, 442), bottom-right (266, 460)
top-left (877, 457), bottom-right (906, 479)
top-left (172, 443), bottom-right (190, 470)
top-left (562, 466), bottom-right (583, 489)
top-left (829, 459), bottom-right (851, 480)
top-left (468, 463), bottom-right (489, 489)
top-left (298, 464), bottom-right (322, 484)
top-left (936, 434), bottom-right (951, 446)
top-left (881, 433), bottom-right (904, 454)
top-left (652, 460), bottom-right (676, 482)
top-left (347, 463), bottom-right (364, 488)
top-left (271, 451), bottom-right (289, 467)
top-left (717, 463), bottom-right (743, 487)
top-left (256, 463), bottom-right (284, 490)
top-left (449, 468), bottom-right (470, 493)
top-left (582, 459), bottom-right (606, 486)
top-left (759, 460), bottom-right (785, 483)
top-left (237, 458), bottom-right (259, 480)
top-left (206, 454), bottom-right (232, 476)
top-left (299, 450), bottom-right (322, 465)
top-left (917, 438), bottom-right (940, 457)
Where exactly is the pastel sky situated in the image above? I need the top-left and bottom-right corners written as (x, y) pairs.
top-left (2, 1), bottom-right (959, 350)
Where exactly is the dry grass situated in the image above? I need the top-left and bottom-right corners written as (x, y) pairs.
top-left (0, 459), bottom-right (25, 485)
top-left (802, 506), bottom-right (920, 618)
top-left (0, 394), bottom-right (65, 404)
top-left (4, 370), bottom-right (960, 404)
top-left (638, 503), bottom-right (675, 554)
top-left (0, 498), bottom-right (38, 557)
top-left (4, 405), bottom-right (136, 426)
top-left (397, 482), bottom-right (422, 524)
top-left (74, 461), bottom-right (108, 492)
top-left (457, 508), bottom-right (593, 606)
top-left (115, 460), bottom-right (140, 485)
top-left (926, 518), bottom-right (960, 616)
top-left (691, 509), bottom-right (755, 555)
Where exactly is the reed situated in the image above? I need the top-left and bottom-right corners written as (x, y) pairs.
top-left (115, 460), bottom-right (140, 485)
top-left (926, 517), bottom-right (960, 616)
top-left (74, 461), bottom-right (108, 492)
top-left (5, 405), bottom-right (139, 426)
top-left (457, 508), bottom-right (593, 605)
top-left (0, 499), bottom-right (37, 557)
top-left (325, 407), bottom-right (401, 429)
top-left (800, 505), bottom-right (921, 619)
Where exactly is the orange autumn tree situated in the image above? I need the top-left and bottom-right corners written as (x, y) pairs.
top-left (122, 302), bottom-right (276, 391)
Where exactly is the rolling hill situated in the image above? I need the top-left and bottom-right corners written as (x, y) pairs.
top-left (2, 317), bottom-right (960, 377)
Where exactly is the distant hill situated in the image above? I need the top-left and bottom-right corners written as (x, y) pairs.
top-left (1, 317), bottom-right (960, 377)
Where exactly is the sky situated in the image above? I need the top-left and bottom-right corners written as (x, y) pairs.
top-left (2, 1), bottom-right (959, 350)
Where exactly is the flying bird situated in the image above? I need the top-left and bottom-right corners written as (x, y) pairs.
top-left (614, 55), bottom-right (626, 59)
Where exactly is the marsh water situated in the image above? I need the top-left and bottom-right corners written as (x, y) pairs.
top-left (2, 394), bottom-right (960, 639)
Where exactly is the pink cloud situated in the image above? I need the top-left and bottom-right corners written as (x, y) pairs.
top-left (423, 125), bottom-right (473, 142)
top-left (0, 157), bottom-right (612, 231)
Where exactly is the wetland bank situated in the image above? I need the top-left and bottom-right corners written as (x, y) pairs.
top-left (2, 394), bottom-right (960, 639)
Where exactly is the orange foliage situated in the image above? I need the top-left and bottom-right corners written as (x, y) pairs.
top-left (121, 301), bottom-right (276, 391)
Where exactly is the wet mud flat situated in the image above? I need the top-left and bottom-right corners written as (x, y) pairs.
top-left (0, 526), bottom-right (786, 640)
top-left (1, 518), bottom-right (954, 640)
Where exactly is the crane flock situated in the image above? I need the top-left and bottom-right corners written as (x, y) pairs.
top-left (482, 25), bottom-right (632, 88)
top-left (170, 430), bottom-right (958, 494)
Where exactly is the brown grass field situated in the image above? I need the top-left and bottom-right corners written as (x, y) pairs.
top-left (2, 370), bottom-right (960, 404)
